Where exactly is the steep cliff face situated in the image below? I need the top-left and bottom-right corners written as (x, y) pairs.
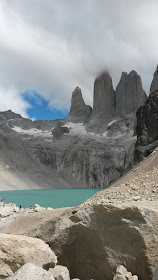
top-left (92, 72), bottom-right (115, 118)
top-left (135, 90), bottom-right (158, 161)
top-left (150, 65), bottom-right (158, 93)
top-left (66, 87), bottom-right (92, 123)
top-left (134, 66), bottom-right (158, 162)
top-left (116, 71), bottom-right (147, 116)
top-left (27, 137), bottom-right (135, 188)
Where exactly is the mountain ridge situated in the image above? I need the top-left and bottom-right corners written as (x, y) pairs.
top-left (0, 66), bottom-right (156, 190)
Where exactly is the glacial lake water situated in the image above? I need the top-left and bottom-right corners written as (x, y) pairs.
top-left (0, 188), bottom-right (103, 208)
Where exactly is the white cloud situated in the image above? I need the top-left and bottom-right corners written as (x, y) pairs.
top-left (0, 0), bottom-right (158, 116)
top-left (0, 86), bottom-right (30, 117)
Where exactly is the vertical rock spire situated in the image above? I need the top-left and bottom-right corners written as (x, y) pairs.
top-left (67, 87), bottom-right (92, 123)
top-left (116, 70), bottom-right (147, 116)
top-left (93, 71), bottom-right (115, 118)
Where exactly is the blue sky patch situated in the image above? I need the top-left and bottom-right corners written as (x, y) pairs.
top-left (22, 90), bottom-right (68, 121)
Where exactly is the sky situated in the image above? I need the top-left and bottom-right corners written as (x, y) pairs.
top-left (0, 0), bottom-right (158, 120)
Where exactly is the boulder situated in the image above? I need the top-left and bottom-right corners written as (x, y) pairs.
top-left (6, 263), bottom-right (55, 280)
top-left (52, 123), bottom-right (70, 139)
top-left (114, 265), bottom-right (138, 280)
top-left (33, 204), bottom-right (46, 212)
top-left (116, 71), bottom-right (147, 116)
top-left (50, 265), bottom-right (70, 280)
top-left (0, 233), bottom-right (57, 278)
top-left (46, 203), bottom-right (157, 280)
top-left (6, 203), bottom-right (158, 280)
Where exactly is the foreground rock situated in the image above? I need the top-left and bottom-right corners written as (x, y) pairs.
top-left (6, 263), bottom-right (55, 280)
top-left (50, 265), bottom-right (70, 280)
top-left (113, 265), bottom-right (138, 280)
top-left (3, 201), bottom-right (158, 280)
top-left (0, 233), bottom-right (57, 278)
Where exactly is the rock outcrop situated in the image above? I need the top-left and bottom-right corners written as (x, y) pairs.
top-left (52, 123), bottom-right (69, 139)
top-left (0, 233), bottom-right (57, 278)
top-left (116, 71), bottom-right (147, 116)
top-left (67, 87), bottom-right (92, 123)
top-left (134, 90), bottom-right (158, 161)
top-left (150, 65), bottom-right (158, 94)
top-left (0, 109), bottom-right (22, 121)
top-left (92, 72), bottom-right (115, 118)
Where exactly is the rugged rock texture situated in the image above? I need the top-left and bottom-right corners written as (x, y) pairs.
top-left (116, 71), bottom-right (147, 116)
top-left (47, 203), bottom-right (158, 280)
top-left (113, 265), bottom-right (138, 280)
top-left (6, 263), bottom-right (55, 280)
top-left (5, 202), bottom-right (158, 280)
top-left (92, 72), bottom-right (115, 118)
top-left (135, 90), bottom-right (158, 161)
top-left (153, 266), bottom-right (158, 280)
top-left (0, 109), bottom-right (22, 121)
top-left (0, 233), bottom-right (57, 278)
top-left (27, 136), bottom-right (135, 188)
top-left (50, 265), bottom-right (70, 280)
top-left (150, 65), bottom-right (158, 94)
top-left (67, 87), bottom-right (92, 123)
top-left (52, 123), bottom-right (69, 139)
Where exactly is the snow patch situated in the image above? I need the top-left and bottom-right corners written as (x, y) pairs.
top-left (11, 126), bottom-right (52, 137)
top-left (107, 119), bottom-right (117, 127)
top-left (62, 122), bottom-right (87, 136)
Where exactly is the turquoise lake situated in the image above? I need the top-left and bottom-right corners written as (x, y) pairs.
top-left (0, 188), bottom-right (103, 208)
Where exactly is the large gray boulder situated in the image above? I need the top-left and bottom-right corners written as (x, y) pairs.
top-left (0, 233), bottom-right (57, 278)
top-left (92, 72), bottom-right (115, 118)
top-left (67, 87), bottom-right (92, 123)
top-left (150, 65), bottom-right (158, 94)
top-left (46, 203), bottom-right (158, 280)
top-left (5, 202), bottom-right (158, 280)
top-left (116, 71), bottom-right (147, 116)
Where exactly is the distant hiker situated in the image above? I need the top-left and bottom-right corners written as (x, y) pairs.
top-left (20, 205), bottom-right (22, 210)
top-left (3, 198), bottom-right (6, 207)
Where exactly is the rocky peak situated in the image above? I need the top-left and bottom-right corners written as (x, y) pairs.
top-left (93, 71), bottom-right (115, 118)
top-left (0, 110), bottom-right (23, 121)
top-left (116, 70), bottom-right (147, 116)
top-left (70, 87), bottom-right (85, 110)
top-left (67, 87), bottom-right (92, 123)
top-left (150, 65), bottom-right (158, 94)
